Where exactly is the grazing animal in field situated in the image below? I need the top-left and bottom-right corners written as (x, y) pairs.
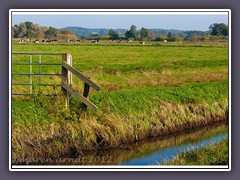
top-left (66, 39), bottom-right (73, 42)
top-left (18, 39), bottom-right (25, 44)
top-left (34, 39), bottom-right (39, 44)
top-left (51, 39), bottom-right (58, 43)
top-left (91, 40), bottom-right (98, 43)
top-left (164, 40), bottom-right (167, 43)
top-left (139, 41), bottom-right (145, 45)
top-left (76, 39), bottom-right (81, 42)
top-left (45, 39), bottom-right (57, 43)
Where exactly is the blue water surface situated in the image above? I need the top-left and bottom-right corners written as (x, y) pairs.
top-left (120, 132), bottom-right (228, 165)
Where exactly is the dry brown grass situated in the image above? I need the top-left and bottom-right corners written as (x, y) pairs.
top-left (96, 69), bottom-right (228, 91)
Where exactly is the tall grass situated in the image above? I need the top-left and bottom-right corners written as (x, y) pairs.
top-left (12, 81), bottom-right (228, 163)
top-left (13, 123), bottom-right (227, 165)
top-left (163, 138), bottom-right (229, 165)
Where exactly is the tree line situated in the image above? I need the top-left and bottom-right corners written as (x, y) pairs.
top-left (12, 21), bottom-right (78, 40)
top-left (12, 21), bottom-right (228, 42)
top-left (84, 23), bottom-right (228, 42)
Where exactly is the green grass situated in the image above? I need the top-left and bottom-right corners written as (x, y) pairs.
top-left (12, 81), bottom-right (228, 125)
top-left (12, 43), bottom-right (228, 70)
top-left (11, 41), bottom-right (229, 163)
top-left (12, 42), bottom-right (228, 94)
top-left (91, 81), bottom-right (228, 115)
top-left (163, 138), bottom-right (229, 165)
top-left (12, 98), bottom-right (54, 125)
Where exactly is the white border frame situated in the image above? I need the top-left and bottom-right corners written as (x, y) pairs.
top-left (9, 9), bottom-right (231, 171)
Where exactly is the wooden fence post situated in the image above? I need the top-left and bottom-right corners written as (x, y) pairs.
top-left (82, 82), bottom-right (90, 111)
top-left (62, 53), bottom-right (72, 108)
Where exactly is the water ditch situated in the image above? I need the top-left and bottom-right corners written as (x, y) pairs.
top-left (26, 122), bottom-right (228, 165)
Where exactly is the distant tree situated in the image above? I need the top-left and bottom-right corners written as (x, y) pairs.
top-left (101, 34), bottom-right (111, 40)
top-left (167, 32), bottom-right (172, 39)
top-left (89, 33), bottom-right (101, 41)
top-left (202, 34), bottom-right (211, 41)
top-left (18, 23), bottom-right (28, 38)
top-left (25, 21), bottom-right (34, 29)
top-left (184, 31), bottom-right (207, 40)
top-left (12, 22), bottom-right (78, 40)
top-left (44, 27), bottom-right (58, 39)
top-left (80, 35), bottom-right (86, 40)
top-left (12, 22), bottom-right (36, 38)
top-left (57, 30), bottom-right (78, 40)
top-left (24, 22), bottom-right (36, 38)
top-left (174, 36), bottom-right (183, 42)
top-left (140, 27), bottom-right (150, 40)
top-left (125, 25), bottom-right (139, 40)
top-left (167, 32), bottom-right (176, 41)
top-left (155, 35), bottom-right (167, 41)
top-left (108, 29), bottom-right (120, 40)
top-left (147, 32), bottom-right (156, 41)
top-left (209, 23), bottom-right (228, 36)
top-left (155, 36), bottom-right (162, 41)
top-left (34, 24), bottom-right (45, 39)
top-left (12, 24), bottom-right (19, 38)
top-left (178, 32), bottom-right (188, 40)
top-left (26, 29), bottom-right (35, 38)
top-left (189, 35), bottom-right (200, 42)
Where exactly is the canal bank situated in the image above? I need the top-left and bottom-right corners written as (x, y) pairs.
top-left (12, 121), bottom-right (228, 165)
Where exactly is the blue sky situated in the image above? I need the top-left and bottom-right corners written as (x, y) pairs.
top-left (12, 14), bottom-right (228, 31)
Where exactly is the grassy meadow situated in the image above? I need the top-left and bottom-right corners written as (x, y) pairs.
top-left (11, 41), bottom-right (229, 163)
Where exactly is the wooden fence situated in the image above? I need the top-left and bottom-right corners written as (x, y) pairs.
top-left (12, 52), bottom-right (100, 111)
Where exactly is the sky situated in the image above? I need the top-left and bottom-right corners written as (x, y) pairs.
top-left (12, 12), bottom-right (228, 31)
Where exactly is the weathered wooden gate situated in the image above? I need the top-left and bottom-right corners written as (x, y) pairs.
top-left (12, 52), bottom-right (100, 111)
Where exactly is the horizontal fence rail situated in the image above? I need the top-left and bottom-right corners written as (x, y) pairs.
top-left (61, 82), bottom-right (98, 112)
top-left (12, 82), bottom-right (61, 86)
top-left (12, 52), bottom-right (100, 112)
top-left (62, 61), bottom-right (100, 91)
top-left (12, 52), bottom-right (65, 55)
top-left (12, 53), bottom-right (63, 95)
top-left (12, 62), bottom-right (62, 65)
top-left (12, 73), bottom-right (62, 76)
top-left (61, 53), bottom-right (100, 111)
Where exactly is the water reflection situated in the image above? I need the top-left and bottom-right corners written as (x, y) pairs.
top-left (35, 122), bottom-right (228, 165)
top-left (121, 131), bottom-right (228, 165)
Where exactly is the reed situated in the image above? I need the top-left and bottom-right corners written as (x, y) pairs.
top-left (163, 138), bottom-right (229, 165)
